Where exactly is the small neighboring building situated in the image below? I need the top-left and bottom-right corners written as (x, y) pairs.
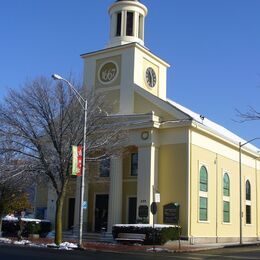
top-left (35, 0), bottom-right (260, 243)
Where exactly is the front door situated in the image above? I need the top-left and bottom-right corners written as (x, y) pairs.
top-left (95, 194), bottom-right (109, 232)
top-left (128, 197), bottom-right (137, 224)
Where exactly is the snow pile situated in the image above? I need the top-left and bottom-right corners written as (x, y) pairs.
top-left (0, 238), bottom-right (12, 244)
top-left (114, 224), bottom-right (177, 229)
top-left (59, 242), bottom-right (78, 250)
top-left (147, 247), bottom-right (172, 253)
top-left (13, 240), bottom-right (31, 245)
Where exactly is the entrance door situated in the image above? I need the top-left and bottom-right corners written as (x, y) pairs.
top-left (95, 194), bottom-right (109, 232)
top-left (68, 198), bottom-right (75, 230)
top-left (128, 197), bottom-right (137, 224)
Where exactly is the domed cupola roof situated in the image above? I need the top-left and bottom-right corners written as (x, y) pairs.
top-left (107, 0), bottom-right (147, 47)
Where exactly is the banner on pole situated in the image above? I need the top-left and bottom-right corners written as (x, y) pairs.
top-left (72, 145), bottom-right (83, 176)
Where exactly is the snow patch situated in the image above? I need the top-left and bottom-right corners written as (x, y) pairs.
top-left (0, 238), bottom-right (12, 244)
top-left (13, 240), bottom-right (31, 245)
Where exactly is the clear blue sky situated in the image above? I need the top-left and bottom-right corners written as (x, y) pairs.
top-left (1, 0), bottom-right (260, 143)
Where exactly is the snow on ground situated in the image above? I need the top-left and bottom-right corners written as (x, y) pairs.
top-left (59, 242), bottom-right (78, 250)
top-left (147, 247), bottom-right (172, 253)
top-left (0, 237), bottom-right (78, 250)
top-left (0, 238), bottom-right (12, 244)
top-left (13, 240), bottom-right (31, 245)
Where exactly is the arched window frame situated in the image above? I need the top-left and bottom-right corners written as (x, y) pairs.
top-left (223, 172), bottom-right (230, 223)
top-left (245, 179), bottom-right (251, 224)
top-left (199, 164), bottom-right (208, 222)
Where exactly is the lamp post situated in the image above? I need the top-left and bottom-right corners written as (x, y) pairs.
top-left (239, 137), bottom-right (260, 245)
top-left (52, 74), bottom-right (87, 248)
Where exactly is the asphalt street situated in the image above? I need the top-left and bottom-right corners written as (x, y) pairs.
top-left (0, 244), bottom-right (260, 260)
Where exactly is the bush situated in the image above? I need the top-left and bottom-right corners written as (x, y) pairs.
top-left (112, 224), bottom-right (181, 245)
top-left (2, 219), bottom-right (51, 238)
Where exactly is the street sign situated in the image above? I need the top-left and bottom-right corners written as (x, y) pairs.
top-left (155, 193), bottom-right (160, 203)
top-left (82, 201), bottom-right (88, 210)
top-left (150, 202), bottom-right (157, 215)
top-left (138, 205), bottom-right (149, 218)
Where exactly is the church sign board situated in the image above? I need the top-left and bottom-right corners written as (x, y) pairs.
top-left (163, 203), bottom-right (180, 224)
top-left (138, 205), bottom-right (149, 218)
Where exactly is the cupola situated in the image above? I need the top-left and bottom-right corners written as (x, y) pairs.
top-left (108, 0), bottom-right (148, 47)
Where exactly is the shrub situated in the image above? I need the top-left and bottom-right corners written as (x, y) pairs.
top-left (2, 219), bottom-right (51, 238)
top-left (112, 224), bottom-right (181, 245)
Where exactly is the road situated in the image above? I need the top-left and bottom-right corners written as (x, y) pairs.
top-left (0, 244), bottom-right (260, 259)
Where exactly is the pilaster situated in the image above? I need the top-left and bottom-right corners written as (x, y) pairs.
top-left (137, 145), bottom-right (159, 224)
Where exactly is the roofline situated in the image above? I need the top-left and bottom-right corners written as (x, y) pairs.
top-left (80, 42), bottom-right (170, 67)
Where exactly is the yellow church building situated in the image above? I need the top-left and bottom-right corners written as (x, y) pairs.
top-left (35, 0), bottom-right (260, 244)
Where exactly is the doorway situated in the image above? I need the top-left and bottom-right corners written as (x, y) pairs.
top-left (94, 194), bottom-right (109, 232)
top-left (128, 197), bottom-right (137, 224)
top-left (68, 198), bottom-right (75, 230)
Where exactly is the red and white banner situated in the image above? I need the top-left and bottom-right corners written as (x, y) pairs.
top-left (72, 145), bottom-right (83, 176)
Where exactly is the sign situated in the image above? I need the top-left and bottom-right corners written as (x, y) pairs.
top-left (155, 193), bottom-right (160, 203)
top-left (82, 201), bottom-right (88, 210)
top-left (150, 202), bottom-right (157, 215)
top-left (163, 203), bottom-right (180, 224)
top-left (138, 205), bottom-right (148, 218)
top-left (72, 145), bottom-right (83, 176)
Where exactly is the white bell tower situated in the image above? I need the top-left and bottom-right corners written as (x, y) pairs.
top-left (108, 0), bottom-right (148, 48)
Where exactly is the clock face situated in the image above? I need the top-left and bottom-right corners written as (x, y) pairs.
top-left (98, 61), bottom-right (118, 84)
top-left (145, 67), bottom-right (157, 88)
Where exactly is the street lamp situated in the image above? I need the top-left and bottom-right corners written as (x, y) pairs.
top-left (239, 137), bottom-right (260, 245)
top-left (52, 74), bottom-right (87, 248)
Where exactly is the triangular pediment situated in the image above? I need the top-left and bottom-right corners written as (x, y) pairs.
top-left (133, 84), bottom-right (191, 121)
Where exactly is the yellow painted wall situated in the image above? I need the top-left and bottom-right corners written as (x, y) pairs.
top-left (122, 181), bottom-right (137, 223)
top-left (87, 182), bottom-right (110, 231)
top-left (157, 143), bottom-right (188, 236)
top-left (122, 149), bottom-right (138, 223)
top-left (190, 140), bottom-right (259, 240)
top-left (134, 92), bottom-right (175, 121)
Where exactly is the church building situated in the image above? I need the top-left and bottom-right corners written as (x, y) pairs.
top-left (36, 0), bottom-right (260, 244)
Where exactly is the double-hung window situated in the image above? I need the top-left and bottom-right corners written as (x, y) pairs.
top-left (199, 165), bottom-right (208, 221)
top-left (223, 173), bottom-right (230, 223)
top-left (245, 180), bottom-right (251, 224)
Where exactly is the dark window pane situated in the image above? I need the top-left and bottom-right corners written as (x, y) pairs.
top-left (246, 205), bottom-right (251, 224)
top-left (223, 201), bottom-right (230, 223)
top-left (100, 158), bottom-right (110, 177)
top-left (126, 12), bottom-right (134, 36)
top-left (131, 153), bottom-right (138, 176)
top-left (116, 12), bottom-right (122, 36)
top-left (246, 180), bottom-right (251, 201)
top-left (199, 197), bottom-right (207, 221)
top-left (223, 173), bottom-right (230, 196)
top-left (200, 166), bottom-right (208, 192)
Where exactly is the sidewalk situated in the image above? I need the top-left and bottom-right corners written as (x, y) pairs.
top-left (0, 236), bottom-right (259, 253)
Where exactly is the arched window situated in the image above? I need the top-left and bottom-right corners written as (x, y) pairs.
top-left (246, 180), bottom-right (251, 201)
top-left (245, 180), bottom-right (251, 224)
top-left (223, 173), bottom-right (230, 223)
top-left (199, 165), bottom-right (208, 221)
top-left (223, 173), bottom-right (230, 196)
top-left (200, 166), bottom-right (208, 192)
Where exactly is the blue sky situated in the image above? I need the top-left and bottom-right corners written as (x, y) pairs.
top-left (1, 0), bottom-right (260, 144)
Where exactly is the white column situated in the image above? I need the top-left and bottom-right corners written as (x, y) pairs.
top-left (107, 156), bottom-right (123, 232)
top-left (137, 145), bottom-right (158, 224)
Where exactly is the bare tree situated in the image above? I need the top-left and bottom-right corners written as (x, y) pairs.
top-left (0, 77), bottom-right (126, 245)
top-left (236, 106), bottom-right (260, 122)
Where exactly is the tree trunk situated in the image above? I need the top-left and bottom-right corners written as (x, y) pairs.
top-left (54, 181), bottom-right (68, 245)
